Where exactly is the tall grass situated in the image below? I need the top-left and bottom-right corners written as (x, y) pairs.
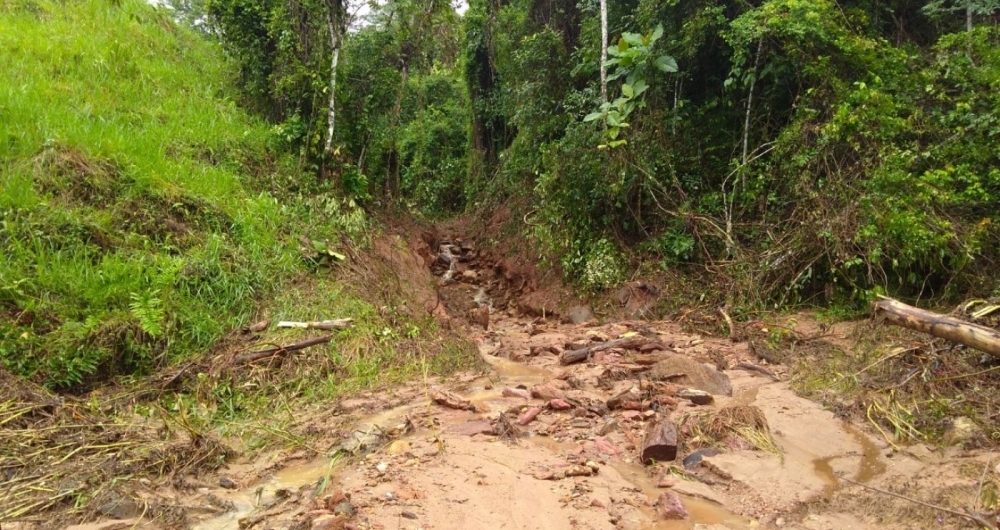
top-left (0, 0), bottom-right (301, 388)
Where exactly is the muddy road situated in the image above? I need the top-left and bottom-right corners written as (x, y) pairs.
top-left (63, 235), bottom-right (997, 530)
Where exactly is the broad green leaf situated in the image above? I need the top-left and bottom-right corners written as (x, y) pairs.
top-left (622, 83), bottom-right (634, 98)
top-left (651, 24), bottom-right (664, 42)
top-left (583, 112), bottom-right (604, 122)
top-left (622, 32), bottom-right (643, 46)
top-left (654, 55), bottom-right (678, 73)
top-left (618, 37), bottom-right (628, 52)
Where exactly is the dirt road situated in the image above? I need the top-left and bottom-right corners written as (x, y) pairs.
top-left (62, 235), bottom-right (997, 530)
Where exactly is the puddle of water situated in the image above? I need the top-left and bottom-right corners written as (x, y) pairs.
top-left (843, 422), bottom-right (886, 483)
top-left (812, 456), bottom-right (840, 498)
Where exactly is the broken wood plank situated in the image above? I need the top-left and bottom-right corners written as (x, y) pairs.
top-left (234, 335), bottom-right (333, 366)
top-left (641, 420), bottom-right (679, 464)
top-left (560, 336), bottom-right (653, 365)
top-left (874, 297), bottom-right (1000, 359)
top-left (277, 319), bottom-right (354, 330)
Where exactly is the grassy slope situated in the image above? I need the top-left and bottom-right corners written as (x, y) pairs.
top-left (0, 0), bottom-right (476, 395)
top-left (0, 0), bottom-right (302, 388)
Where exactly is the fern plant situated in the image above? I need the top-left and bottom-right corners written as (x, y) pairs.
top-left (129, 290), bottom-right (165, 338)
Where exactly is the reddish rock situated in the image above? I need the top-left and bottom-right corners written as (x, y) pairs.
top-left (656, 491), bottom-right (689, 520)
top-left (594, 437), bottom-right (621, 456)
top-left (590, 498), bottom-right (606, 509)
top-left (549, 399), bottom-right (572, 411)
top-left (518, 407), bottom-right (543, 426)
top-left (502, 387), bottom-right (532, 400)
top-left (620, 410), bottom-right (642, 421)
top-left (531, 382), bottom-right (566, 400)
top-left (323, 489), bottom-right (348, 511)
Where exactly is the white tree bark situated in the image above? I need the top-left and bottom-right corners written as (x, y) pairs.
top-left (600, 0), bottom-right (608, 105)
top-left (324, 0), bottom-right (345, 155)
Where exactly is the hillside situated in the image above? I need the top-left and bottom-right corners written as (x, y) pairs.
top-left (0, 0), bottom-right (355, 389)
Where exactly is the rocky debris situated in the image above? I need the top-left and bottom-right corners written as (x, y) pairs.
top-left (517, 406), bottom-right (543, 425)
top-left (655, 490), bottom-right (689, 520)
top-left (219, 476), bottom-right (237, 489)
top-left (401, 510), bottom-right (418, 519)
top-left (529, 345), bottom-right (560, 356)
top-left (647, 355), bottom-right (733, 396)
top-left (431, 388), bottom-right (475, 411)
top-left (677, 388), bottom-right (714, 405)
top-left (534, 461), bottom-right (601, 480)
top-left (641, 420), bottom-right (679, 464)
top-left (502, 387), bottom-right (533, 399)
top-left (942, 416), bottom-right (980, 446)
top-left (607, 387), bottom-right (644, 411)
top-left (598, 418), bottom-right (620, 435)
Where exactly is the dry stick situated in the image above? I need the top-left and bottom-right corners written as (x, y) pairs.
top-left (559, 336), bottom-right (652, 365)
top-left (233, 335), bottom-right (333, 366)
top-left (840, 477), bottom-right (998, 530)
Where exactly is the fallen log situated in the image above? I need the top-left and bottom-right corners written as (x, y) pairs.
top-left (560, 336), bottom-right (653, 365)
top-left (277, 319), bottom-right (354, 330)
top-left (874, 297), bottom-right (1000, 359)
top-left (234, 335), bottom-right (333, 366)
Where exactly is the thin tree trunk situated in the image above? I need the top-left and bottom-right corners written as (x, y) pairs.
top-left (741, 36), bottom-right (763, 167)
top-left (324, 0), bottom-right (345, 155)
top-left (600, 0), bottom-right (608, 105)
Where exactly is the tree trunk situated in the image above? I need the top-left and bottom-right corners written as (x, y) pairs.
top-left (600, 0), bottom-right (608, 105)
top-left (324, 0), bottom-right (345, 155)
top-left (873, 298), bottom-right (1000, 359)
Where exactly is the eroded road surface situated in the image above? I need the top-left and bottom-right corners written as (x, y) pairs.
top-left (66, 235), bottom-right (994, 530)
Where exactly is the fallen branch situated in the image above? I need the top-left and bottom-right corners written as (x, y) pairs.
top-left (560, 336), bottom-right (653, 365)
top-left (277, 319), bottom-right (354, 330)
top-left (841, 477), bottom-right (997, 530)
top-left (233, 335), bottom-right (333, 366)
top-left (873, 297), bottom-right (1000, 359)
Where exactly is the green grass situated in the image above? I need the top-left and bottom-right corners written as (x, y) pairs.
top-left (0, 0), bottom-right (480, 396)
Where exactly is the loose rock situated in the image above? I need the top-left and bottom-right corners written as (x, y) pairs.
top-left (502, 387), bottom-right (532, 400)
top-left (656, 490), bottom-right (689, 520)
top-left (677, 388), bottom-right (714, 405)
top-left (549, 399), bottom-right (572, 411)
top-left (518, 407), bottom-right (543, 426)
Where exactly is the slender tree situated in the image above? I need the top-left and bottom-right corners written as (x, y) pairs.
top-left (600, 0), bottom-right (608, 105)
top-left (324, 0), bottom-right (347, 155)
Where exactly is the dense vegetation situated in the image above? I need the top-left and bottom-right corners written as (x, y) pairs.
top-left (206, 0), bottom-right (999, 307)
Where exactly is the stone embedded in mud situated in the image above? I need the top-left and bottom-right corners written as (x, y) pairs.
top-left (531, 382), bottom-right (567, 400)
top-left (677, 388), bottom-right (714, 405)
top-left (324, 489), bottom-right (348, 511)
top-left (942, 416), bottom-right (980, 446)
top-left (648, 355), bottom-right (733, 396)
top-left (387, 440), bottom-right (411, 455)
top-left (549, 399), bottom-right (572, 410)
top-left (518, 407), bottom-right (543, 426)
top-left (98, 497), bottom-right (144, 519)
top-left (656, 490), bottom-right (689, 520)
top-left (219, 476), bottom-right (237, 489)
top-left (607, 387), bottom-right (642, 410)
top-left (502, 387), bottom-right (533, 400)
top-left (599, 418), bottom-right (620, 435)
